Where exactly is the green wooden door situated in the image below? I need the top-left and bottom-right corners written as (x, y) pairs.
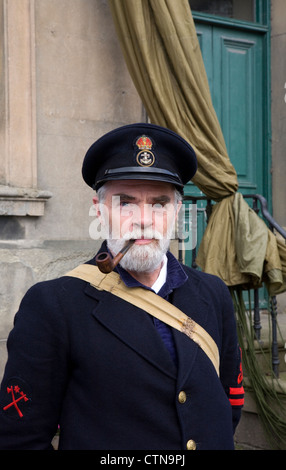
top-left (195, 22), bottom-right (265, 196)
top-left (184, 15), bottom-right (271, 272)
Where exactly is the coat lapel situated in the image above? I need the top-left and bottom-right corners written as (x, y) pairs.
top-left (171, 275), bottom-right (211, 387)
top-left (84, 284), bottom-right (177, 379)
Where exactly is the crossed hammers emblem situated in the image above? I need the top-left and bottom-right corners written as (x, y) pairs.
top-left (3, 385), bottom-right (29, 418)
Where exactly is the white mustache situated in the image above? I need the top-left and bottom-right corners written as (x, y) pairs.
top-left (122, 228), bottom-right (164, 240)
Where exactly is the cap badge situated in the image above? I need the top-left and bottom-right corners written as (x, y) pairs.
top-left (135, 135), bottom-right (155, 167)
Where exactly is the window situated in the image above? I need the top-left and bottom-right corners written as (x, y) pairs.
top-left (189, 0), bottom-right (255, 23)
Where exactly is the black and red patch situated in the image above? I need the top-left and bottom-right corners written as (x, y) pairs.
top-left (1, 377), bottom-right (32, 419)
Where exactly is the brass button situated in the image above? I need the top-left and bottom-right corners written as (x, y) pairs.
top-left (178, 391), bottom-right (187, 403)
top-left (186, 439), bottom-right (196, 450)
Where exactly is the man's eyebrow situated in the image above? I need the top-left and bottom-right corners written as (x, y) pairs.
top-left (149, 195), bottom-right (172, 204)
top-left (113, 193), bottom-right (137, 201)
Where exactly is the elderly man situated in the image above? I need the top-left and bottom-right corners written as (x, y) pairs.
top-left (0, 123), bottom-right (243, 450)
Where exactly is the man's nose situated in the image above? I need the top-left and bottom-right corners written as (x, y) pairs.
top-left (132, 203), bottom-right (153, 228)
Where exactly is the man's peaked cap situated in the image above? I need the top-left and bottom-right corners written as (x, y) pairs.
top-left (82, 122), bottom-right (197, 192)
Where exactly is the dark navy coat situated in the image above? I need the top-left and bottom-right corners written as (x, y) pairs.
top-left (0, 245), bottom-right (243, 450)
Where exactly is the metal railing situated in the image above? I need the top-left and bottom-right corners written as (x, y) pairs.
top-left (179, 193), bottom-right (286, 377)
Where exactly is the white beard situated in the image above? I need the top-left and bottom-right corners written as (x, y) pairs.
top-left (107, 229), bottom-right (171, 273)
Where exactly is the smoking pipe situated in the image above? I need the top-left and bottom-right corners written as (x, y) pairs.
top-left (95, 239), bottom-right (135, 273)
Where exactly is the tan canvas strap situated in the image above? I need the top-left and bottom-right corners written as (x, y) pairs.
top-left (65, 264), bottom-right (220, 376)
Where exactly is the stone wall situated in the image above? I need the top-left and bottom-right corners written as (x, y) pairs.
top-left (0, 0), bottom-right (143, 378)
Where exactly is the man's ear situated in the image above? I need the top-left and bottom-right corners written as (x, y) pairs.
top-left (92, 196), bottom-right (103, 221)
top-left (175, 200), bottom-right (183, 220)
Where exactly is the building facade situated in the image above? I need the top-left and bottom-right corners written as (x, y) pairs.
top-left (0, 0), bottom-right (285, 448)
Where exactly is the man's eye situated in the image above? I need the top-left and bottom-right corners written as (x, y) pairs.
top-left (153, 203), bottom-right (165, 211)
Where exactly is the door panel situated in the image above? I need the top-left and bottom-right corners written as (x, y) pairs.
top-left (213, 28), bottom-right (263, 194)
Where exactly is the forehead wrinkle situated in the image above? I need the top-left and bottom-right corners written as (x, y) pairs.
top-left (103, 181), bottom-right (176, 205)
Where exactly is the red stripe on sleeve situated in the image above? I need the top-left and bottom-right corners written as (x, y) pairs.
top-left (229, 386), bottom-right (244, 395)
top-left (229, 398), bottom-right (244, 406)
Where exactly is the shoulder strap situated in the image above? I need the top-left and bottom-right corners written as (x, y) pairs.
top-left (65, 264), bottom-right (220, 376)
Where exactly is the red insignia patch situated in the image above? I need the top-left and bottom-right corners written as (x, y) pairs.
top-left (2, 378), bottom-right (31, 419)
top-left (136, 135), bottom-right (153, 150)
